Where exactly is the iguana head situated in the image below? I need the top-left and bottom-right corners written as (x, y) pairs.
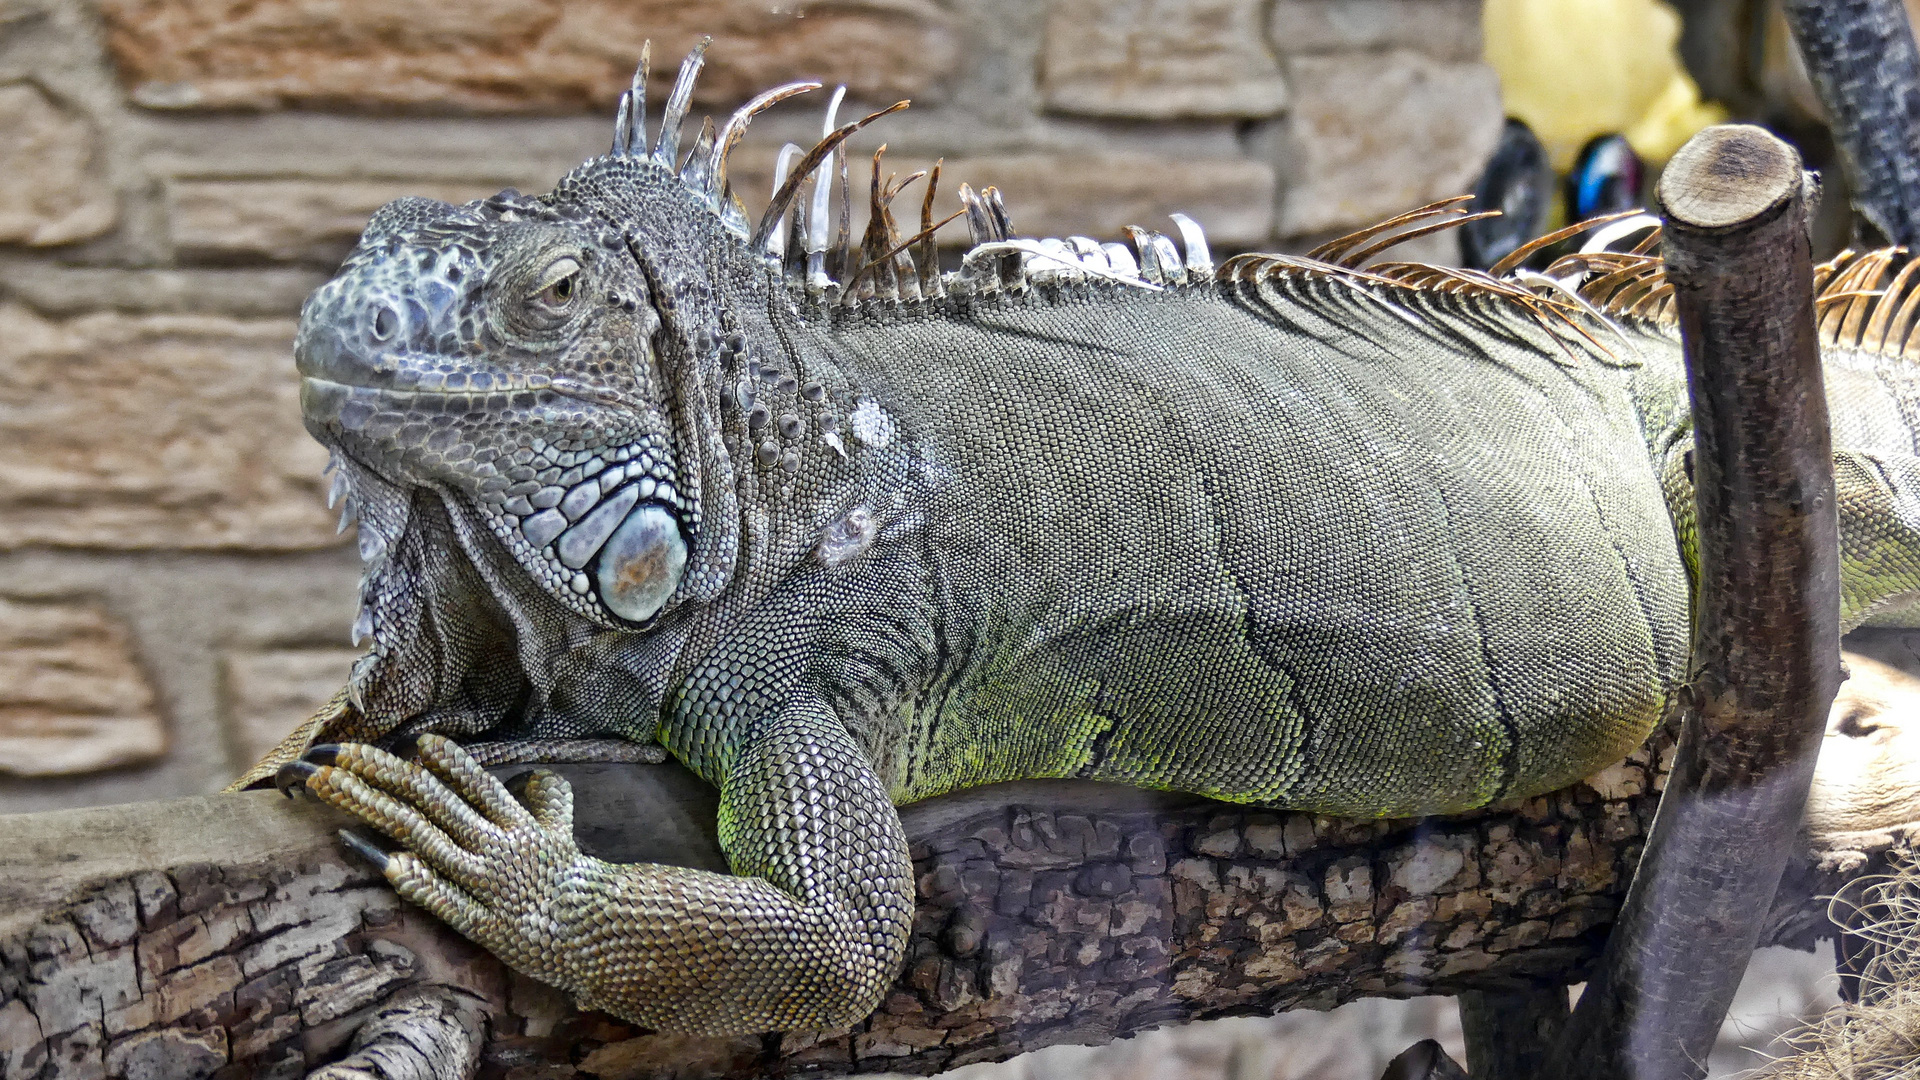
top-left (299, 189), bottom-right (693, 627)
top-left (294, 43), bottom-right (840, 735)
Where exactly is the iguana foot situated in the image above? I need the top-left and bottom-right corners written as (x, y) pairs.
top-left (276, 701), bottom-right (914, 1035)
top-left (276, 734), bottom-right (588, 989)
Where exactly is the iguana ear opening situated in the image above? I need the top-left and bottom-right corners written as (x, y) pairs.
top-left (623, 231), bottom-right (741, 607)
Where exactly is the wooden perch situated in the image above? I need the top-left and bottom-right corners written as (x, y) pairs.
top-left (0, 741), bottom-right (1887, 1080)
top-left (1554, 124), bottom-right (1839, 1080)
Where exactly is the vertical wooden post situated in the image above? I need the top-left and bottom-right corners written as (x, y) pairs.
top-left (1457, 987), bottom-right (1567, 1079)
top-left (1553, 124), bottom-right (1841, 1080)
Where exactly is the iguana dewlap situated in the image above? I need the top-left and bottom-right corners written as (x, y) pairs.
top-left (255, 44), bottom-right (1920, 1036)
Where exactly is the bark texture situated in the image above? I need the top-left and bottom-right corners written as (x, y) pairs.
top-left (1555, 124), bottom-right (1839, 1080)
top-left (0, 741), bottom-right (1884, 1080)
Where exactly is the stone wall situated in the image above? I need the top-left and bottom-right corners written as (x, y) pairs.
top-left (0, 0), bottom-right (1503, 813)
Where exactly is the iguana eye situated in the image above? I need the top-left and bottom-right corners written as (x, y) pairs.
top-left (532, 258), bottom-right (582, 311)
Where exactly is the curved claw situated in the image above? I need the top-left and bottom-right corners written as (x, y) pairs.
top-left (304, 743), bottom-right (342, 766)
top-left (502, 769), bottom-right (534, 800)
top-left (389, 732), bottom-right (422, 761)
top-left (338, 829), bottom-right (391, 871)
top-left (275, 759), bottom-right (318, 798)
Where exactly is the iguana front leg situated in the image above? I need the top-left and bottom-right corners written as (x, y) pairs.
top-left (277, 699), bottom-right (913, 1035)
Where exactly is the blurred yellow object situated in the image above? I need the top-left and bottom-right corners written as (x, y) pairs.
top-left (1485, 0), bottom-right (1730, 171)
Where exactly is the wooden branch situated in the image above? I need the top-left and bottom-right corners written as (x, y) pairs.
top-left (307, 985), bottom-right (486, 1080)
top-left (0, 740), bottom-right (1884, 1080)
top-left (1554, 124), bottom-right (1839, 1080)
top-left (1457, 986), bottom-right (1566, 1079)
top-left (1779, 0), bottom-right (1920, 246)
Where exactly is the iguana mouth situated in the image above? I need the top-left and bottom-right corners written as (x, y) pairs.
top-left (299, 364), bottom-right (634, 410)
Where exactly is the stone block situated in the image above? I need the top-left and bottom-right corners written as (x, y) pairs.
top-left (1040, 0), bottom-right (1288, 118)
top-left (0, 83), bottom-right (116, 247)
top-left (0, 596), bottom-right (166, 776)
top-left (0, 304), bottom-right (335, 549)
top-left (222, 649), bottom-right (362, 770)
top-left (1266, 0), bottom-right (1483, 62)
top-left (1274, 51), bottom-right (1503, 237)
top-left (0, 83), bottom-right (114, 247)
top-left (100, 0), bottom-right (957, 113)
top-left (167, 179), bottom-right (515, 265)
top-left (0, 265), bottom-right (329, 319)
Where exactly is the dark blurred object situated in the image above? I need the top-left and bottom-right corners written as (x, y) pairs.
top-left (1779, 0), bottom-right (1920, 248)
top-left (1462, 119), bottom-right (1556, 270)
top-left (1569, 134), bottom-right (1648, 218)
top-left (1661, 0), bottom-right (1878, 254)
top-left (1380, 1040), bottom-right (1470, 1080)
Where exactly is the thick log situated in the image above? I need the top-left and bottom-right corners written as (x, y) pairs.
top-left (1555, 124), bottom-right (1838, 1080)
top-left (0, 739), bottom-right (1882, 1080)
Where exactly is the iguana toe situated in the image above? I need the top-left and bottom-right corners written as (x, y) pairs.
top-left (337, 828), bottom-right (391, 869)
top-left (383, 850), bottom-right (488, 933)
top-left (318, 741), bottom-right (513, 850)
top-left (406, 734), bottom-right (555, 828)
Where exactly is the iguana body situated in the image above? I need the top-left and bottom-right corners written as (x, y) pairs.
top-left (257, 50), bottom-right (1920, 1036)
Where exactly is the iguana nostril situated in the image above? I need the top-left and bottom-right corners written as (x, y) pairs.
top-left (371, 305), bottom-right (399, 342)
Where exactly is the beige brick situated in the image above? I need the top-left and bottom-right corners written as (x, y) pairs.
top-left (1266, 0), bottom-right (1483, 62)
top-left (222, 648), bottom-right (362, 768)
top-left (1276, 51), bottom-right (1503, 236)
top-left (0, 304), bottom-right (334, 549)
top-left (955, 152), bottom-right (1276, 244)
top-left (0, 83), bottom-right (116, 246)
top-left (1040, 0), bottom-right (1288, 119)
top-left (101, 0), bottom-right (956, 113)
top-left (168, 179), bottom-right (515, 264)
top-left (0, 597), bottom-right (165, 776)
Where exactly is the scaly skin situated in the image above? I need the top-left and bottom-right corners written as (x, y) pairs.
top-left (254, 59), bottom-right (1920, 1035)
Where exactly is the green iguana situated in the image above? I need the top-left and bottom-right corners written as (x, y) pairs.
top-left (249, 43), bottom-right (1920, 1036)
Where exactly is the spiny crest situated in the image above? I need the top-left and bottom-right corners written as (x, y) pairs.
top-left (1220, 197), bottom-right (1622, 360)
top-left (601, 42), bottom-right (1218, 306)
top-left (602, 37), bottom-right (821, 243)
top-left (614, 41), bottom-right (1901, 344)
top-left (1488, 203), bottom-right (1920, 361)
top-left (1810, 247), bottom-right (1920, 358)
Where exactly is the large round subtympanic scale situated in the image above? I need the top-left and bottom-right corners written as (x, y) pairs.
top-left (594, 504), bottom-right (687, 623)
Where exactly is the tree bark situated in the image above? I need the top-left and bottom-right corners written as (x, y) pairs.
top-left (0, 739), bottom-right (1883, 1080)
top-left (1554, 124), bottom-right (1839, 1080)
top-left (1779, 0), bottom-right (1920, 246)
